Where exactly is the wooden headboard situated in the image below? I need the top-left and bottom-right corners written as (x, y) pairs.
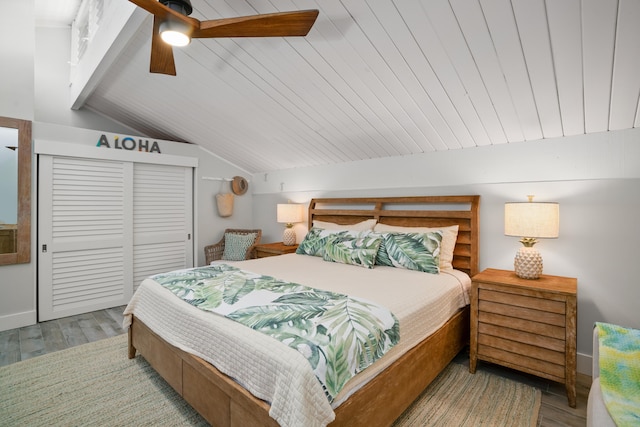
top-left (308, 196), bottom-right (480, 277)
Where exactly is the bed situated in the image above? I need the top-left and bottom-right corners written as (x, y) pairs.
top-left (125, 195), bottom-right (480, 427)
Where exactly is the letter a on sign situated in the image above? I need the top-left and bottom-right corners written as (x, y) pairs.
top-left (97, 134), bottom-right (110, 148)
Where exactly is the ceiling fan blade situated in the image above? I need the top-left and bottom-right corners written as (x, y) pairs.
top-left (150, 16), bottom-right (177, 75)
top-left (193, 10), bottom-right (319, 38)
top-left (128, 0), bottom-right (199, 28)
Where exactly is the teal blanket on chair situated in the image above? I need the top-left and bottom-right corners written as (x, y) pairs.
top-left (596, 322), bottom-right (640, 427)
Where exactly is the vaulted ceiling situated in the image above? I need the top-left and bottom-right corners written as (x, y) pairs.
top-left (72, 1), bottom-right (640, 173)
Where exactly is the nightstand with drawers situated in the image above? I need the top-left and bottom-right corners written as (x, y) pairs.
top-left (255, 242), bottom-right (298, 258)
top-left (469, 268), bottom-right (577, 407)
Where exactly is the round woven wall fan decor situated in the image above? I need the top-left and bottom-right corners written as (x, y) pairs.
top-left (231, 176), bottom-right (249, 195)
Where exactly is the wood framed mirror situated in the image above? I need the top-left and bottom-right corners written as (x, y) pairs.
top-left (0, 116), bottom-right (32, 265)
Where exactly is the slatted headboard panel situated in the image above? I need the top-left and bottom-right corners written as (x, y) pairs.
top-left (308, 196), bottom-right (480, 277)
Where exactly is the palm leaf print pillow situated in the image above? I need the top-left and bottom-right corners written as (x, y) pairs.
top-left (375, 231), bottom-right (443, 274)
top-left (322, 231), bottom-right (383, 268)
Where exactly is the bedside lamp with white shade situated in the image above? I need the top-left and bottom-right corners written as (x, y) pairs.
top-left (277, 203), bottom-right (303, 246)
top-left (504, 195), bottom-right (559, 279)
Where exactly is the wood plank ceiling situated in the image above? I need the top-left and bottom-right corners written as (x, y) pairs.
top-left (83, 0), bottom-right (640, 173)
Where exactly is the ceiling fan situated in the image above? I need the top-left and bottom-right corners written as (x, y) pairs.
top-left (129, 0), bottom-right (319, 76)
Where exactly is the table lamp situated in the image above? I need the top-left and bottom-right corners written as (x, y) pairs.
top-left (504, 196), bottom-right (559, 279)
top-left (277, 203), bottom-right (303, 246)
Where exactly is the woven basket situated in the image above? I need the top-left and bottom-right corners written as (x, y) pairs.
top-left (216, 193), bottom-right (234, 217)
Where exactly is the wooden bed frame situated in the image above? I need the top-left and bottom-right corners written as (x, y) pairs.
top-left (128, 195), bottom-right (480, 427)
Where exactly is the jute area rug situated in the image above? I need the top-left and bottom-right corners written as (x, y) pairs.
top-left (0, 334), bottom-right (540, 426)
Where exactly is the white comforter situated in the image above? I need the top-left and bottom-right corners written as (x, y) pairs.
top-left (123, 254), bottom-right (470, 427)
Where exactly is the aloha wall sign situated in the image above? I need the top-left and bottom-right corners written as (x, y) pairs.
top-left (96, 134), bottom-right (161, 153)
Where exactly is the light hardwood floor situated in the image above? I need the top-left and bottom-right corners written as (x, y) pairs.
top-left (0, 306), bottom-right (127, 366)
top-left (0, 306), bottom-right (589, 426)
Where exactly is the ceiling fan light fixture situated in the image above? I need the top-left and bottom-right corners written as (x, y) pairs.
top-left (159, 20), bottom-right (191, 46)
top-left (130, 0), bottom-right (319, 75)
top-left (160, 0), bottom-right (193, 16)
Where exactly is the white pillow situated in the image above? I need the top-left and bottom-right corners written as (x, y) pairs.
top-left (312, 218), bottom-right (377, 231)
top-left (373, 224), bottom-right (459, 270)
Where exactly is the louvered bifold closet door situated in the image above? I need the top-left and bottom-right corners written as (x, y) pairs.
top-left (38, 156), bottom-right (133, 321)
top-left (132, 163), bottom-right (193, 291)
top-left (37, 144), bottom-right (196, 322)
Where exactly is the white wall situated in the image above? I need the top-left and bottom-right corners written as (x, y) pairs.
top-left (35, 27), bottom-right (137, 133)
top-left (251, 129), bottom-right (640, 375)
top-left (0, 3), bottom-right (252, 331)
top-left (0, 1), bottom-right (34, 121)
top-left (0, 0), bottom-right (37, 330)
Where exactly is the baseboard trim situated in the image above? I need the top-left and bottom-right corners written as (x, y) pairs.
top-left (0, 310), bottom-right (36, 332)
top-left (577, 351), bottom-right (592, 376)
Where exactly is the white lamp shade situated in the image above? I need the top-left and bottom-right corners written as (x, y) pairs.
top-left (277, 204), bottom-right (303, 225)
top-left (504, 202), bottom-right (559, 239)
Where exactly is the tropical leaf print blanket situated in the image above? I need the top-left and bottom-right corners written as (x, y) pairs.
top-left (596, 322), bottom-right (640, 427)
top-left (151, 264), bottom-right (400, 402)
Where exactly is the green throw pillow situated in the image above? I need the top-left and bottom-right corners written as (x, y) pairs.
top-left (322, 231), bottom-right (382, 269)
top-left (296, 228), bottom-right (348, 257)
top-left (222, 233), bottom-right (257, 261)
top-left (375, 231), bottom-right (442, 274)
